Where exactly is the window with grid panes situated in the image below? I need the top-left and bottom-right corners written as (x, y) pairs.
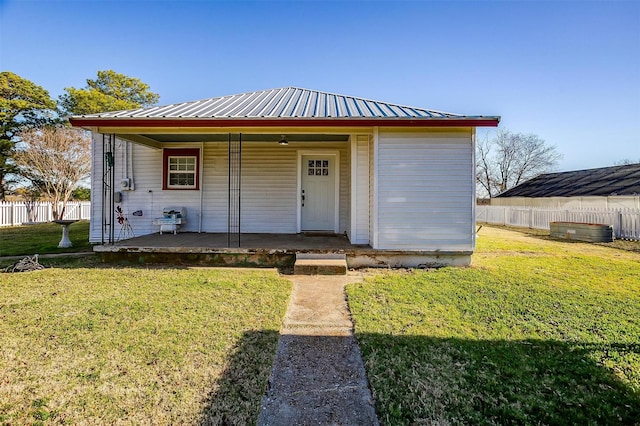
top-left (168, 156), bottom-right (196, 187)
top-left (162, 148), bottom-right (200, 190)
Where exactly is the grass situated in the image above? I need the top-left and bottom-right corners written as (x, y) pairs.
top-left (0, 221), bottom-right (92, 257)
top-left (477, 222), bottom-right (640, 253)
top-left (4, 221), bottom-right (639, 423)
top-left (347, 225), bottom-right (640, 425)
top-left (0, 260), bottom-right (291, 424)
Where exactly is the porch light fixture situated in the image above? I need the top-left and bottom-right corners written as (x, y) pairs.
top-left (278, 135), bottom-right (288, 146)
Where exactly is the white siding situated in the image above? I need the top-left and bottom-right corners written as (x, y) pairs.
top-left (90, 134), bottom-right (165, 242)
top-left (241, 142), bottom-right (298, 233)
top-left (89, 133), bottom-right (104, 242)
top-left (89, 133), bottom-right (350, 241)
top-left (200, 142), bottom-right (228, 231)
top-left (369, 130), bottom-right (376, 247)
top-left (351, 135), bottom-right (370, 244)
top-left (375, 128), bottom-right (474, 251)
top-left (115, 142), bottom-right (164, 238)
top-left (243, 142), bottom-right (349, 233)
top-left (346, 141), bottom-right (352, 239)
top-left (337, 143), bottom-right (350, 233)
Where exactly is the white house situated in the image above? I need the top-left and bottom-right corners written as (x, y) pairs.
top-left (70, 87), bottom-right (499, 267)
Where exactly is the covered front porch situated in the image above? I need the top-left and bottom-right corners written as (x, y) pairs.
top-left (91, 130), bottom-right (369, 244)
top-left (93, 232), bottom-right (471, 268)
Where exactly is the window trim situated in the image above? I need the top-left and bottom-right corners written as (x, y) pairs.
top-left (162, 148), bottom-right (200, 190)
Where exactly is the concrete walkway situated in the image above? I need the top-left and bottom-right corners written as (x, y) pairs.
top-left (258, 274), bottom-right (379, 426)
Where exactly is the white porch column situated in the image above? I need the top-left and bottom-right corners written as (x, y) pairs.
top-left (349, 134), bottom-right (371, 245)
top-left (371, 127), bottom-right (379, 249)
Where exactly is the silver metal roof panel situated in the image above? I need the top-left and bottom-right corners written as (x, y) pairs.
top-left (75, 87), bottom-right (479, 120)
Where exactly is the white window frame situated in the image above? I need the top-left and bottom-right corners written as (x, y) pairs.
top-left (167, 155), bottom-right (197, 189)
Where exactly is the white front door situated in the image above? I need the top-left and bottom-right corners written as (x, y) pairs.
top-left (301, 155), bottom-right (337, 231)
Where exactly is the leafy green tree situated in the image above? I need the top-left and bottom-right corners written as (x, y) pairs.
top-left (71, 186), bottom-right (91, 201)
top-left (59, 70), bottom-right (160, 115)
top-left (0, 71), bottom-right (57, 200)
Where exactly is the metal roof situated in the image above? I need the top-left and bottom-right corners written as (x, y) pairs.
top-left (73, 87), bottom-right (496, 121)
top-left (496, 163), bottom-right (640, 198)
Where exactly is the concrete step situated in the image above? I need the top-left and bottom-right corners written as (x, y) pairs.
top-left (294, 253), bottom-right (347, 275)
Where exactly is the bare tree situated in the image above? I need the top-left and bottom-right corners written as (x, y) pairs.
top-left (476, 136), bottom-right (495, 198)
top-left (614, 159), bottom-right (640, 166)
top-left (477, 129), bottom-right (562, 198)
top-left (13, 186), bottom-right (42, 223)
top-left (14, 126), bottom-right (91, 220)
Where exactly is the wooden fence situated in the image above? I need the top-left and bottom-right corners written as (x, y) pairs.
top-left (476, 205), bottom-right (640, 241)
top-left (0, 201), bottom-right (91, 227)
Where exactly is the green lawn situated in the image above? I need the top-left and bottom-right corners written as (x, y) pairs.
top-left (3, 221), bottom-right (639, 423)
top-left (0, 221), bottom-right (92, 257)
top-left (0, 262), bottom-right (291, 424)
top-left (347, 226), bottom-right (640, 425)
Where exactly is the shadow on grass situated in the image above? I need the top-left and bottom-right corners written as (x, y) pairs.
top-left (199, 330), bottom-right (281, 425)
top-left (356, 334), bottom-right (640, 425)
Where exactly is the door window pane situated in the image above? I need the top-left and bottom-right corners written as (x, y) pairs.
top-left (306, 158), bottom-right (329, 178)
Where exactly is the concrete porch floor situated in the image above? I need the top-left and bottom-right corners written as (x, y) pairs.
top-left (94, 232), bottom-right (364, 268)
top-left (98, 232), bottom-right (363, 251)
top-left (93, 232), bottom-right (471, 268)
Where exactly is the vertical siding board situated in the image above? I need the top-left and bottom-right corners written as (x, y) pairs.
top-left (353, 135), bottom-right (370, 243)
top-left (376, 129), bottom-right (474, 251)
top-left (339, 143), bottom-right (349, 232)
top-left (347, 138), bottom-right (353, 239)
top-left (90, 132), bottom-right (103, 242)
top-left (370, 129), bottom-right (378, 248)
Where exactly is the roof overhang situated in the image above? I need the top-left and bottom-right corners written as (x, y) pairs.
top-left (70, 116), bottom-right (500, 129)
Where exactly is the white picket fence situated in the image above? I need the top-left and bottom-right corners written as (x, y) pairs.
top-left (0, 201), bottom-right (91, 227)
top-left (476, 205), bottom-right (640, 241)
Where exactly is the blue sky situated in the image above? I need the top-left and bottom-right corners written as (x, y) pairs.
top-left (1, 0), bottom-right (639, 171)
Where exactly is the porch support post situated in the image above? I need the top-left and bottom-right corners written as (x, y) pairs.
top-left (102, 133), bottom-right (115, 244)
top-left (199, 141), bottom-right (204, 233)
top-left (227, 133), bottom-right (242, 247)
top-left (350, 134), bottom-right (371, 245)
top-left (350, 134), bottom-right (357, 242)
top-left (471, 128), bottom-right (477, 249)
top-left (371, 127), bottom-right (379, 249)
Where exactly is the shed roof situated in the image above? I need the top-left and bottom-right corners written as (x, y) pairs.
top-left (496, 163), bottom-right (640, 198)
top-left (70, 87), bottom-right (500, 128)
